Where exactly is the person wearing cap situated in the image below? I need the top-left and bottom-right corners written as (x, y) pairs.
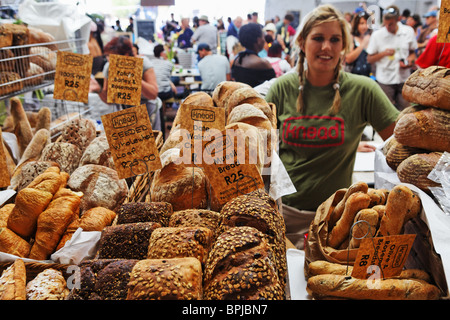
top-left (417, 9), bottom-right (439, 56)
top-left (197, 43), bottom-right (231, 91)
top-left (263, 22), bottom-right (277, 38)
top-left (366, 5), bottom-right (417, 110)
top-left (191, 15), bottom-right (218, 53)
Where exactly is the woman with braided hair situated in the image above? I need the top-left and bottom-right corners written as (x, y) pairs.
top-left (265, 4), bottom-right (399, 249)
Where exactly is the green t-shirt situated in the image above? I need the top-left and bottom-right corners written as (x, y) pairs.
top-left (265, 71), bottom-right (399, 211)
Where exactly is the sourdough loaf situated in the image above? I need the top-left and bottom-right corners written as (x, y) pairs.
top-left (60, 118), bottom-right (97, 153)
top-left (67, 164), bottom-right (128, 213)
top-left (402, 66), bottom-right (450, 110)
top-left (397, 152), bottom-right (442, 192)
top-left (39, 141), bottom-right (82, 175)
top-left (79, 136), bottom-right (115, 169)
top-left (212, 81), bottom-right (251, 108)
top-left (9, 160), bottom-right (59, 191)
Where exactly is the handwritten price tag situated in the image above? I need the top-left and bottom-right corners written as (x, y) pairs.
top-left (107, 54), bottom-right (143, 106)
top-left (201, 129), bottom-right (263, 205)
top-left (437, 0), bottom-right (450, 43)
top-left (101, 104), bottom-right (162, 179)
top-left (53, 51), bottom-right (93, 103)
top-left (351, 234), bottom-right (416, 279)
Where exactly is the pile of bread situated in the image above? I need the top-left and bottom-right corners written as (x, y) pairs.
top-left (64, 189), bottom-right (285, 300)
top-left (0, 23), bottom-right (58, 95)
top-left (0, 96), bottom-right (128, 261)
top-left (151, 81), bottom-right (277, 213)
top-left (383, 66), bottom-right (450, 193)
top-left (306, 181), bottom-right (442, 300)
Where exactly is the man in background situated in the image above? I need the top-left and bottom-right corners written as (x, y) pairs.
top-left (191, 15), bottom-right (218, 53)
top-left (197, 43), bottom-right (230, 91)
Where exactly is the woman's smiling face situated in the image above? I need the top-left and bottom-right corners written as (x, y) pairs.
top-left (301, 21), bottom-right (344, 74)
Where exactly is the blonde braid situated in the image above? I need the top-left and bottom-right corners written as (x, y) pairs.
top-left (329, 58), bottom-right (342, 115)
top-left (296, 52), bottom-right (306, 113)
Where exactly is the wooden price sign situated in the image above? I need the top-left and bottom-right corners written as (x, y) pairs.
top-left (0, 128), bottom-right (10, 188)
top-left (201, 129), bottom-right (263, 205)
top-left (53, 51), bottom-right (93, 104)
top-left (101, 104), bottom-right (162, 179)
top-left (437, 0), bottom-right (450, 43)
top-left (176, 104), bottom-right (225, 166)
top-left (106, 54), bottom-right (143, 106)
top-left (351, 234), bottom-right (416, 280)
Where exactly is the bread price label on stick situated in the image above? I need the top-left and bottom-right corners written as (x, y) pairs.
top-left (107, 54), bottom-right (143, 106)
top-left (201, 129), bottom-right (263, 205)
top-left (437, 0), bottom-right (450, 43)
top-left (53, 51), bottom-right (93, 104)
top-left (101, 104), bottom-right (162, 179)
top-left (176, 104), bottom-right (225, 166)
top-left (351, 234), bottom-right (416, 280)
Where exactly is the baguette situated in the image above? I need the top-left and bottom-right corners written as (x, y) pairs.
top-left (10, 97), bottom-right (33, 158)
top-left (377, 185), bottom-right (415, 237)
top-left (307, 274), bottom-right (440, 300)
top-left (16, 128), bottom-right (50, 166)
top-left (0, 259), bottom-right (26, 300)
top-left (308, 260), bottom-right (431, 282)
top-left (328, 182), bottom-right (369, 228)
top-left (327, 192), bottom-right (371, 248)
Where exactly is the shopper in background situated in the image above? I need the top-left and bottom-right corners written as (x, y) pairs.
top-left (345, 11), bottom-right (372, 77)
top-left (406, 14), bottom-right (423, 38)
top-left (417, 9), bottom-right (439, 56)
top-left (197, 43), bottom-right (231, 91)
top-left (415, 34), bottom-right (450, 68)
top-left (152, 44), bottom-right (177, 101)
top-left (264, 41), bottom-right (292, 77)
top-left (176, 17), bottom-right (194, 48)
top-left (231, 23), bottom-right (276, 87)
top-left (99, 36), bottom-right (160, 129)
top-left (366, 5), bottom-right (417, 110)
top-left (265, 4), bottom-right (399, 248)
top-left (276, 13), bottom-right (296, 60)
top-left (191, 15), bottom-right (218, 53)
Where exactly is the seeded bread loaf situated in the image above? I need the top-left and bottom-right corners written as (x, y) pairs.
top-left (116, 201), bottom-right (173, 226)
top-left (96, 222), bottom-right (161, 260)
top-left (126, 257), bottom-right (203, 300)
top-left (147, 226), bottom-right (213, 265)
top-left (203, 226), bottom-right (284, 300)
top-left (60, 118), bottom-right (97, 153)
top-left (39, 142), bottom-right (82, 175)
top-left (168, 209), bottom-right (221, 238)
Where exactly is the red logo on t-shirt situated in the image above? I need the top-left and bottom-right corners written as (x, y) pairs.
top-left (282, 115), bottom-right (344, 147)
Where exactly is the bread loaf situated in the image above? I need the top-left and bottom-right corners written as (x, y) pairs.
top-left (0, 259), bottom-right (26, 300)
top-left (10, 97), bottom-right (33, 158)
top-left (224, 86), bottom-right (270, 117)
top-left (29, 188), bottom-right (83, 260)
top-left (182, 91), bottom-right (214, 107)
top-left (0, 24), bottom-right (13, 48)
top-left (307, 274), bottom-right (440, 300)
top-left (96, 222), bottom-right (161, 260)
top-left (9, 161), bottom-right (59, 191)
top-left (29, 46), bottom-right (57, 75)
top-left (169, 209), bottom-right (221, 238)
top-left (385, 138), bottom-right (426, 170)
top-left (397, 152), bottom-right (442, 193)
top-left (126, 257), bottom-right (203, 300)
top-left (60, 118), bottom-right (97, 153)
top-left (0, 204), bottom-right (14, 228)
top-left (0, 72), bottom-right (22, 96)
top-left (394, 107), bottom-right (450, 152)
top-left (23, 62), bottom-right (44, 87)
top-left (212, 81), bottom-right (251, 108)
top-left (402, 66), bottom-right (450, 110)
top-left (28, 27), bottom-right (58, 51)
top-left (219, 191), bottom-right (286, 288)
top-left (203, 226), bottom-right (284, 300)
top-left (67, 164), bottom-right (128, 213)
top-left (39, 141), bottom-right (82, 175)
top-left (147, 226), bottom-right (213, 265)
top-left (66, 259), bottom-right (138, 300)
top-left (327, 192), bottom-right (371, 248)
top-left (0, 227), bottom-right (31, 257)
top-left (26, 269), bottom-right (69, 300)
top-left (34, 107), bottom-right (51, 132)
top-left (17, 128), bottom-right (50, 167)
top-left (116, 202), bottom-right (173, 226)
top-left (79, 136), bottom-right (115, 169)
top-left (150, 148), bottom-right (209, 211)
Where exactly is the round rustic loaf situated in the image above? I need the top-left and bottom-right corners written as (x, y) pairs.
top-left (60, 118), bottom-right (97, 153)
top-left (67, 164), bottom-right (128, 213)
top-left (224, 86), bottom-right (271, 117)
top-left (79, 136), bottom-right (115, 169)
top-left (397, 152), bottom-right (442, 193)
top-left (212, 81), bottom-right (251, 108)
top-left (182, 91), bottom-right (214, 107)
top-left (39, 141), bottom-right (82, 175)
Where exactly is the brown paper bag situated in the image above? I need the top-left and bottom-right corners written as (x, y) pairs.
top-left (304, 188), bottom-right (359, 271)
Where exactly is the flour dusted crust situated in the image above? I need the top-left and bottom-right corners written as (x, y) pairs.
top-left (79, 136), bottom-right (115, 169)
top-left (39, 141), bottom-right (82, 175)
top-left (26, 268), bottom-right (69, 300)
top-left (60, 118), bottom-right (97, 153)
top-left (67, 164), bottom-right (128, 213)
